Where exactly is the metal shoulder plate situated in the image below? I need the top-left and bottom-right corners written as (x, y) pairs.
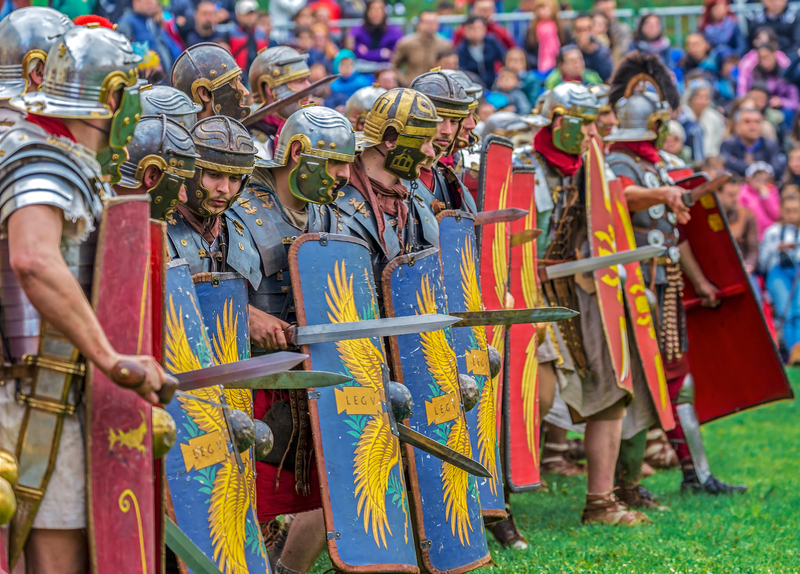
top-left (0, 124), bottom-right (107, 232)
top-left (231, 185), bottom-right (286, 278)
top-left (330, 184), bottom-right (402, 259)
top-left (605, 152), bottom-right (645, 188)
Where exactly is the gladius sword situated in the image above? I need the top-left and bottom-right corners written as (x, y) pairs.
top-left (541, 245), bottom-right (666, 280)
top-left (450, 306), bottom-right (578, 326)
top-left (396, 423), bottom-right (492, 478)
top-left (283, 313), bottom-right (460, 346)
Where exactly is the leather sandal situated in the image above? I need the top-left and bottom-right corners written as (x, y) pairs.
top-left (644, 429), bottom-right (679, 469)
top-left (487, 515), bottom-right (529, 550)
top-left (617, 483), bottom-right (668, 511)
top-left (581, 490), bottom-right (650, 526)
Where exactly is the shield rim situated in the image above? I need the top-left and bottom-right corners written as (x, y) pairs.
top-left (474, 134), bottom-right (513, 253)
top-left (381, 246), bottom-right (492, 574)
top-left (288, 232), bottom-right (420, 574)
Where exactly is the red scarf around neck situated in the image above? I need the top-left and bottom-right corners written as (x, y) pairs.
top-left (26, 113), bottom-right (76, 142)
top-left (533, 126), bottom-right (583, 176)
top-left (610, 140), bottom-right (662, 164)
top-left (349, 155), bottom-right (409, 253)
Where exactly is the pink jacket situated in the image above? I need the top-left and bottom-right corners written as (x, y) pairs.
top-left (739, 182), bottom-right (781, 239)
top-left (736, 48), bottom-right (791, 97)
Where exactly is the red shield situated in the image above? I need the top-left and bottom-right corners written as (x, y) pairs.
top-left (476, 135), bottom-right (514, 432)
top-left (501, 166), bottom-right (541, 492)
top-left (86, 196), bottom-right (157, 573)
top-left (585, 139), bottom-right (633, 392)
top-left (609, 179), bottom-right (675, 430)
top-left (677, 179), bottom-right (793, 422)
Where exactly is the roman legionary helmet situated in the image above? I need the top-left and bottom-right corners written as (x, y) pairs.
top-left (172, 43), bottom-right (248, 121)
top-left (0, 7), bottom-right (73, 100)
top-left (117, 114), bottom-right (200, 220)
top-left (11, 25), bottom-right (143, 185)
top-left (441, 68), bottom-right (483, 148)
top-left (258, 106), bottom-right (356, 205)
top-left (482, 111), bottom-right (536, 147)
top-left (410, 69), bottom-right (472, 156)
top-left (344, 84), bottom-right (386, 131)
top-left (248, 46), bottom-right (310, 108)
top-left (139, 84), bottom-right (203, 129)
top-left (185, 116), bottom-right (255, 217)
top-left (527, 82), bottom-right (599, 155)
top-left (605, 51), bottom-right (680, 148)
top-left (359, 87), bottom-right (441, 181)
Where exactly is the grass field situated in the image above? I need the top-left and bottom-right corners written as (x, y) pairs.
top-left (312, 368), bottom-right (800, 574)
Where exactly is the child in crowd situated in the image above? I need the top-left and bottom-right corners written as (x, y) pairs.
top-left (523, 0), bottom-right (568, 76)
top-left (504, 48), bottom-right (541, 108)
top-left (702, 155), bottom-right (727, 178)
top-left (435, 48), bottom-right (460, 71)
top-left (784, 147), bottom-right (800, 188)
top-left (663, 120), bottom-right (693, 164)
top-left (740, 161), bottom-right (781, 239)
top-left (327, 49), bottom-right (372, 109)
top-left (493, 67), bottom-right (533, 115)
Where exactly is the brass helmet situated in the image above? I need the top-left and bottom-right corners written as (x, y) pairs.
top-left (344, 84), bottom-right (386, 131)
top-left (117, 114), bottom-right (200, 220)
top-left (527, 82), bottom-right (599, 155)
top-left (248, 46), bottom-right (310, 108)
top-left (359, 87), bottom-right (441, 180)
top-left (258, 106), bottom-right (356, 205)
top-left (139, 84), bottom-right (203, 129)
top-left (12, 25), bottom-right (143, 184)
top-left (0, 7), bottom-right (73, 100)
top-left (171, 43), bottom-right (248, 121)
top-left (185, 116), bottom-right (255, 217)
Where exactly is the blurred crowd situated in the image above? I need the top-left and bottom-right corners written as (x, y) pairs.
top-left (16, 0), bottom-right (800, 355)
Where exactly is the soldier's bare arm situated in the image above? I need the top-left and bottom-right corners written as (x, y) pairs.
top-left (623, 184), bottom-right (692, 224)
top-left (7, 204), bottom-right (167, 404)
top-left (678, 240), bottom-right (720, 308)
top-left (248, 304), bottom-right (290, 350)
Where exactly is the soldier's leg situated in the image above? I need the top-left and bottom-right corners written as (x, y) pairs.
top-left (615, 429), bottom-right (666, 510)
top-left (275, 508), bottom-right (326, 574)
top-left (667, 374), bottom-right (747, 495)
top-left (24, 529), bottom-right (87, 574)
top-left (644, 428), bottom-right (679, 470)
top-left (581, 402), bottom-right (648, 526)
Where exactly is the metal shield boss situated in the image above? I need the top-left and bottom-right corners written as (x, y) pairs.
top-left (609, 178), bottom-right (675, 431)
top-left (476, 135), bottom-right (515, 440)
top-left (163, 262), bottom-right (269, 573)
top-left (382, 248), bottom-right (490, 574)
top-left (436, 211), bottom-right (506, 517)
top-left (502, 166), bottom-right (543, 492)
top-left (585, 138), bottom-right (633, 393)
top-left (85, 196), bottom-right (157, 572)
top-left (676, 176), bottom-right (793, 422)
top-left (289, 234), bottom-right (417, 574)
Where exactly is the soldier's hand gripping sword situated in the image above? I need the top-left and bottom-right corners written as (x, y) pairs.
top-left (677, 172), bottom-right (732, 207)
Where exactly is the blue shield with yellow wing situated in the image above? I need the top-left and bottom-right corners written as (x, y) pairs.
top-left (381, 248), bottom-right (490, 574)
top-left (436, 212), bottom-right (506, 520)
top-left (288, 234), bottom-right (418, 574)
top-left (163, 262), bottom-right (269, 574)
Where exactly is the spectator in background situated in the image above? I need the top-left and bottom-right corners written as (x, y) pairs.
top-left (93, 0), bottom-right (131, 24)
top-left (504, 47), bottom-right (540, 107)
top-left (435, 48), bottom-right (460, 70)
top-left (292, 6), bottom-right (314, 30)
top-left (699, 0), bottom-right (746, 62)
top-left (631, 14), bottom-right (677, 69)
top-left (784, 147), bottom-right (800, 187)
top-left (257, 13), bottom-right (278, 48)
top-left (543, 44), bottom-right (603, 90)
top-left (730, 95), bottom-right (779, 140)
top-left (392, 11), bottom-right (452, 86)
top-left (593, 0), bottom-right (631, 63)
top-left (740, 161), bottom-right (781, 239)
top-left (746, 0), bottom-right (800, 55)
top-left (117, 0), bottom-right (182, 73)
top-left (453, 0), bottom-right (516, 50)
top-left (375, 67), bottom-right (398, 89)
top-left (523, 0), bottom-right (568, 75)
top-left (787, 115), bottom-right (800, 152)
top-left (721, 106), bottom-right (785, 179)
top-left (348, 0), bottom-right (404, 72)
top-left (222, 0), bottom-right (268, 78)
top-left (681, 77), bottom-right (727, 157)
top-left (592, 11), bottom-right (612, 51)
top-left (49, 0), bottom-right (95, 19)
top-left (270, 0), bottom-right (306, 43)
top-left (746, 83), bottom-right (786, 138)
top-left (741, 38), bottom-right (799, 116)
top-left (571, 12), bottom-right (613, 81)
top-left (186, 0), bottom-right (223, 46)
top-left (663, 120), bottom-right (694, 164)
top-left (309, 23), bottom-right (338, 69)
top-left (715, 53), bottom-right (740, 109)
top-left (436, 0), bottom-right (456, 40)
top-left (677, 33), bottom-right (719, 84)
top-left (718, 175), bottom-right (759, 274)
top-left (493, 67), bottom-right (532, 114)
top-left (292, 25), bottom-right (313, 51)
top-left (456, 15), bottom-right (506, 89)
top-left (328, 49), bottom-right (372, 108)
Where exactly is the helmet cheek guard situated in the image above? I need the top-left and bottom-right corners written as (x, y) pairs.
top-left (384, 134), bottom-right (430, 181)
top-left (651, 112), bottom-right (670, 149)
top-left (288, 153), bottom-right (339, 205)
top-left (97, 82), bottom-right (142, 185)
top-left (552, 115), bottom-right (586, 156)
top-left (149, 169), bottom-right (190, 221)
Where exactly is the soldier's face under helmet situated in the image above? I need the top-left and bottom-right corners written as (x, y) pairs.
top-left (433, 116), bottom-right (461, 156)
top-left (202, 170), bottom-right (245, 215)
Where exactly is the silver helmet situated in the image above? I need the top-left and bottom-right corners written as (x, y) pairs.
top-left (440, 69), bottom-right (483, 105)
top-left (258, 106), bottom-right (355, 205)
top-left (0, 7), bottom-right (73, 100)
top-left (440, 69), bottom-right (482, 149)
top-left (171, 43), bottom-right (248, 121)
top-left (344, 84), bottom-right (386, 130)
top-left (248, 46), bottom-right (310, 109)
top-left (117, 114), bottom-right (200, 220)
top-left (139, 84), bottom-right (202, 129)
top-left (185, 116), bottom-right (255, 217)
top-left (604, 91), bottom-right (669, 145)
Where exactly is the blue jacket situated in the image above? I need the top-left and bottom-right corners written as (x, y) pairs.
top-left (117, 10), bottom-right (182, 71)
top-left (456, 35), bottom-right (506, 89)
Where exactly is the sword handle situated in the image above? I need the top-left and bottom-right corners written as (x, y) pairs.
top-left (157, 378), bottom-right (179, 404)
top-left (110, 359), bottom-right (179, 404)
top-left (284, 325), bottom-right (297, 347)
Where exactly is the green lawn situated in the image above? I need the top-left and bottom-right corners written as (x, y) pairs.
top-left (312, 368), bottom-right (800, 573)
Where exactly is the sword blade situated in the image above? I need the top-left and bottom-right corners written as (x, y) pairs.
top-left (224, 370), bottom-right (351, 389)
top-left (397, 424), bottom-right (491, 478)
top-left (510, 229), bottom-right (542, 247)
top-left (473, 207), bottom-right (528, 226)
top-left (291, 314), bottom-right (459, 346)
top-left (165, 519), bottom-right (224, 574)
top-left (543, 245), bottom-right (666, 280)
top-left (175, 352), bottom-right (308, 392)
top-left (450, 306), bottom-right (578, 326)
